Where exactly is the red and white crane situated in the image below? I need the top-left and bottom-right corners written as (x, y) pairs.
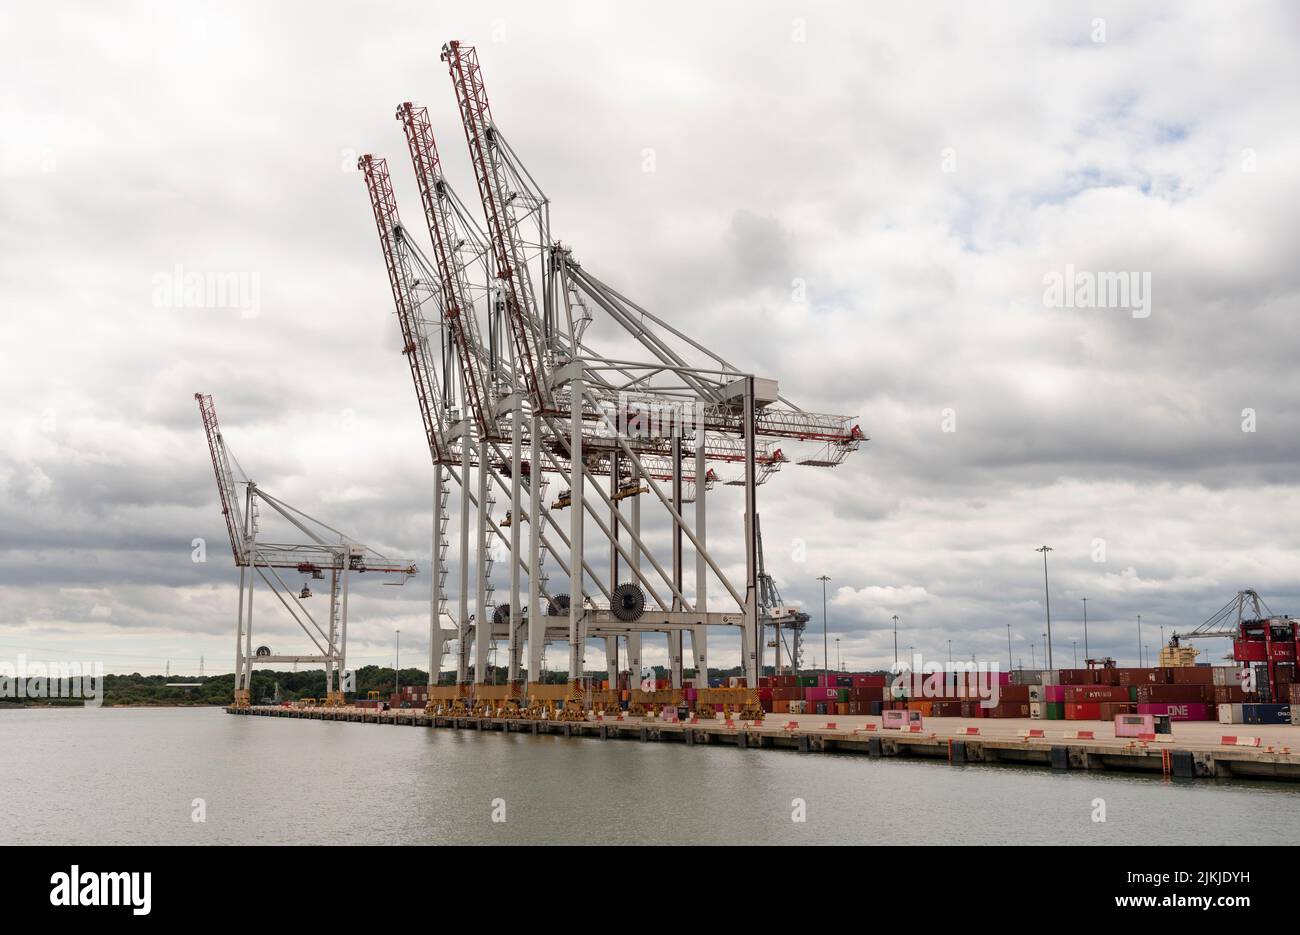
top-left (196, 393), bottom-right (416, 706)
top-left (354, 40), bottom-right (866, 717)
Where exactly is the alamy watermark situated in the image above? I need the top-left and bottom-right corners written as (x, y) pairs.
top-left (0, 655), bottom-right (104, 706)
top-left (1043, 264), bottom-right (1151, 319)
top-left (594, 391), bottom-right (707, 448)
top-left (888, 653), bottom-right (1002, 708)
top-left (152, 264), bottom-right (261, 318)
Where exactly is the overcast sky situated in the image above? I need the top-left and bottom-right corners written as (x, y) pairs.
top-left (3, 1), bottom-right (1298, 677)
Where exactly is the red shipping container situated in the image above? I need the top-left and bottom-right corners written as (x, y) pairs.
top-left (851, 674), bottom-right (887, 688)
top-left (1098, 702), bottom-right (1135, 720)
top-left (1117, 668), bottom-right (1159, 686)
top-left (1213, 686), bottom-right (1245, 704)
top-left (999, 685), bottom-right (1031, 703)
top-left (1065, 703), bottom-right (1101, 720)
top-left (985, 702), bottom-right (1030, 718)
top-left (1058, 669), bottom-right (1096, 685)
top-left (1135, 684), bottom-right (1212, 704)
top-left (1171, 667), bottom-right (1214, 685)
top-left (1063, 685), bottom-right (1130, 703)
top-left (1093, 668), bottom-right (1121, 686)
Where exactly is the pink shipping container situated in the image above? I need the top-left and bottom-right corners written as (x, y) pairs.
top-left (804, 687), bottom-right (838, 701)
top-left (1136, 702), bottom-right (1211, 721)
top-left (1043, 685), bottom-right (1066, 703)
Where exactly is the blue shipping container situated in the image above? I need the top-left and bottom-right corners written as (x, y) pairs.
top-left (1243, 703), bottom-right (1291, 725)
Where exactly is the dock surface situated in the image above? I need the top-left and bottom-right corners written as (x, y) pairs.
top-left (227, 705), bottom-right (1300, 782)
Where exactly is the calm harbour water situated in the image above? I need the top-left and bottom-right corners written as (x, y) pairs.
top-left (4, 707), bottom-right (1299, 845)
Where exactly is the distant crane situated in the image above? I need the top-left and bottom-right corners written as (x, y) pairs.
top-left (756, 514), bottom-right (809, 675)
top-left (196, 393), bottom-right (416, 707)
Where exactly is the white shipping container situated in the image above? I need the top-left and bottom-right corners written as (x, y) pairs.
top-left (1028, 685), bottom-right (1044, 703)
top-left (1218, 703), bottom-right (1244, 724)
top-left (1030, 702), bottom-right (1043, 719)
top-left (1212, 667), bottom-right (1249, 688)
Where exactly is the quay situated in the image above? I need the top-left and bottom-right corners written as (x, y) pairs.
top-left (226, 705), bottom-right (1300, 783)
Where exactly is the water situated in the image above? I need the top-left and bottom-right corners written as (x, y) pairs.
top-left (5, 707), bottom-right (1299, 845)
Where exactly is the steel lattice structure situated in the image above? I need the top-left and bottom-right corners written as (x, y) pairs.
top-left (197, 394), bottom-right (416, 706)
top-left (356, 40), bottom-right (866, 713)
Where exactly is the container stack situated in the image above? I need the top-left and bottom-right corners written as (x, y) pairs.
top-left (760, 674), bottom-right (887, 715)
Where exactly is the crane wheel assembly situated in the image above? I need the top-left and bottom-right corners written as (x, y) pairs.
top-left (610, 582), bottom-right (646, 622)
top-left (547, 594), bottom-right (571, 617)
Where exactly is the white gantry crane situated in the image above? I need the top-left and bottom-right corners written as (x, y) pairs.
top-left (196, 393), bottom-right (416, 707)
top-left (356, 40), bottom-right (865, 719)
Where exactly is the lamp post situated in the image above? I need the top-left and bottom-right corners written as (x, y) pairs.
top-left (892, 615), bottom-right (899, 668)
top-left (395, 629), bottom-right (401, 697)
top-left (1081, 597), bottom-right (1089, 662)
top-left (817, 575), bottom-right (830, 687)
top-left (1006, 623), bottom-right (1013, 673)
top-left (1072, 640), bottom-right (1078, 668)
top-left (947, 639), bottom-right (952, 666)
top-left (1137, 614), bottom-right (1143, 667)
top-left (1030, 643), bottom-right (1036, 668)
top-left (835, 637), bottom-right (841, 673)
top-left (1036, 546), bottom-right (1054, 669)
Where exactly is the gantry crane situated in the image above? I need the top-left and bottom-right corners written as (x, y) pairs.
top-left (196, 393), bottom-right (416, 706)
top-left (756, 514), bottom-right (810, 675)
top-left (356, 40), bottom-right (866, 719)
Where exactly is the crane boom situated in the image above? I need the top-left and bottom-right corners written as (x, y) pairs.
top-left (397, 101), bottom-right (495, 438)
top-left (196, 393), bottom-right (246, 565)
top-left (358, 153), bottom-right (451, 464)
top-left (441, 39), bottom-right (549, 412)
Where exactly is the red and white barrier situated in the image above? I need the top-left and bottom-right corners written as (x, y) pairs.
top-left (1221, 735), bottom-right (1261, 747)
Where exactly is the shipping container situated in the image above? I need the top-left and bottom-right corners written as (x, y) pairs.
top-left (1117, 668), bottom-right (1159, 687)
top-left (986, 702), bottom-right (1031, 718)
top-left (1213, 686), bottom-right (1246, 704)
top-left (1170, 666), bottom-right (1214, 685)
top-left (1063, 685), bottom-right (1130, 703)
top-left (1243, 703), bottom-right (1291, 725)
top-left (1137, 702), bottom-right (1211, 721)
top-left (1134, 684), bottom-right (1212, 704)
top-left (1212, 667), bottom-right (1249, 688)
top-left (1217, 703), bottom-right (1244, 724)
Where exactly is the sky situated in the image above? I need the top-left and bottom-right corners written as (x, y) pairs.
top-left (2, 1), bottom-right (1298, 678)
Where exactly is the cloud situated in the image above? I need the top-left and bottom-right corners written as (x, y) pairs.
top-left (2, 1), bottom-right (1298, 675)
